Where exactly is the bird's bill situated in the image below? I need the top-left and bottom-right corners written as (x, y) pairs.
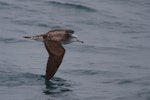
top-left (77, 39), bottom-right (84, 43)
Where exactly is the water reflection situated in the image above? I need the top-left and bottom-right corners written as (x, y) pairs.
top-left (43, 77), bottom-right (72, 95)
top-left (0, 71), bottom-right (72, 96)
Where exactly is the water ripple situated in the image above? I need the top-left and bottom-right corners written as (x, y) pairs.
top-left (0, 71), bottom-right (73, 95)
top-left (0, 37), bottom-right (26, 43)
top-left (69, 44), bottom-right (131, 55)
top-left (137, 89), bottom-right (150, 99)
top-left (44, 77), bottom-right (72, 95)
top-left (0, 1), bottom-right (20, 9)
top-left (0, 1), bottom-right (9, 6)
top-left (62, 69), bottom-right (121, 77)
top-left (0, 72), bottom-right (43, 87)
top-left (45, 1), bottom-right (96, 12)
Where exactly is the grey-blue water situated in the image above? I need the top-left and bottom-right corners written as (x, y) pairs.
top-left (0, 0), bottom-right (150, 100)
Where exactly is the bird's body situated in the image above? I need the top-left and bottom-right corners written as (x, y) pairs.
top-left (24, 29), bottom-right (83, 80)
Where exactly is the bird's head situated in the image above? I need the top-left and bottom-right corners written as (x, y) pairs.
top-left (70, 34), bottom-right (84, 43)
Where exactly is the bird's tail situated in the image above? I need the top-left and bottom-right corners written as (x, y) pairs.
top-left (23, 35), bottom-right (43, 41)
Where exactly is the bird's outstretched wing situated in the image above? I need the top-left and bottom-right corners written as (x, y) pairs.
top-left (44, 39), bottom-right (65, 80)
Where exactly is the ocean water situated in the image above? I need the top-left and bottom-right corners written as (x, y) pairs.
top-left (0, 0), bottom-right (150, 100)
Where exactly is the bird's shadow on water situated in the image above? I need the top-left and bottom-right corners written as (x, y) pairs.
top-left (41, 76), bottom-right (73, 95)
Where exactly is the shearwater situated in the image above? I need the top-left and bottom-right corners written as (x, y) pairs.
top-left (24, 29), bottom-right (83, 80)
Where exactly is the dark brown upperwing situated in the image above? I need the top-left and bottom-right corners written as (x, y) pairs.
top-left (44, 40), bottom-right (65, 80)
top-left (47, 29), bottom-right (74, 34)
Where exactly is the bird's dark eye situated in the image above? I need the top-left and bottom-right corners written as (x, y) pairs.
top-left (43, 35), bottom-right (47, 39)
top-left (67, 30), bottom-right (74, 34)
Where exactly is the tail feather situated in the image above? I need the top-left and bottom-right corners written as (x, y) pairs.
top-left (23, 36), bottom-right (32, 39)
top-left (23, 35), bottom-right (43, 41)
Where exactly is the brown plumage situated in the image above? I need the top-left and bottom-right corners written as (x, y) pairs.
top-left (44, 40), bottom-right (65, 80)
top-left (24, 29), bottom-right (83, 80)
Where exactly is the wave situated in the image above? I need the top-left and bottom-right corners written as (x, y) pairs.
top-left (45, 1), bottom-right (96, 12)
top-left (0, 37), bottom-right (26, 44)
top-left (68, 44), bottom-right (131, 56)
top-left (0, 71), bottom-right (72, 93)
top-left (0, 1), bottom-right (10, 6)
top-left (61, 69), bottom-right (120, 77)
top-left (0, 1), bottom-right (21, 9)
top-left (0, 72), bottom-right (43, 87)
top-left (0, 72), bottom-right (72, 96)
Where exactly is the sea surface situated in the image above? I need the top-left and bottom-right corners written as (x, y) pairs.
top-left (0, 0), bottom-right (150, 100)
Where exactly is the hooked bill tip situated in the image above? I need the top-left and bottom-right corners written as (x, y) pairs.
top-left (23, 36), bottom-right (30, 38)
top-left (77, 40), bottom-right (84, 43)
top-left (80, 41), bottom-right (84, 43)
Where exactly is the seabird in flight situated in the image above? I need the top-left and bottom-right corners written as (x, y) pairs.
top-left (24, 29), bottom-right (83, 80)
